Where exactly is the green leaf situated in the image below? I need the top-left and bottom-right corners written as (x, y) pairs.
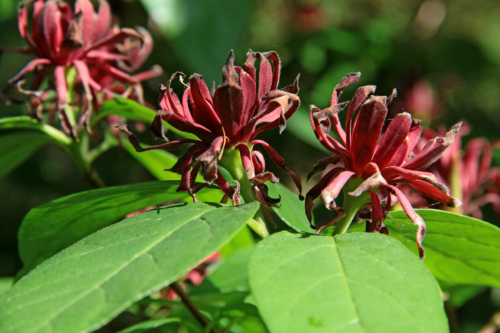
top-left (267, 183), bottom-right (315, 234)
top-left (0, 116), bottom-right (71, 146)
top-left (0, 132), bottom-right (55, 179)
top-left (0, 278), bottom-right (13, 296)
top-left (17, 181), bottom-right (217, 278)
top-left (94, 98), bottom-right (197, 139)
top-left (0, 202), bottom-right (259, 333)
top-left (117, 318), bottom-right (180, 333)
top-left (249, 231), bottom-right (448, 333)
top-left (385, 209), bottom-right (500, 287)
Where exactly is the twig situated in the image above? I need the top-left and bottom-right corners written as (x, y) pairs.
top-left (477, 311), bottom-right (500, 333)
top-left (170, 282), bottom-right (217, 333)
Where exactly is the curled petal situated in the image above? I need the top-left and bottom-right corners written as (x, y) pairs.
top-left (321, 170), bottom-right (356, 210)
top-left (117, 124), bottom-right (200, 152)
top-left (85, 28), bottom-right (143, 52)
top-left (331, 72), bottom-right (361, 105)
top-left (396, 179), bottom-right (462, 208)
top-left (214, 170), bottom-right (240, 206)
top-left (253, 140), bottom-right (303, 200)
top-left (242, 50), bottom-right (256, 81)
top-left (305, 167), bottom-right (345, 224)
top-left (251, 172), bottom-right (279, 184)
top-left (312, 101), bottom-right (349, 122)
top-left (252, 150), bottom-right (266, 175)
top-left (382, 166), bottom-right (442, 188)
top-left (8, 58), bottom-right (51, 85)
top-left (310, 105), bottom-right (349, 158)
top-left (349, 163), bottom-right (387, 197)
top-left (382, 184), bottom-right (426, 260)
top-left (404, 122), bottom-right (462, 171)
top-left (196, 136), bottom-right (225, 184)
top-left (307, 155), bottom-right (341, 181)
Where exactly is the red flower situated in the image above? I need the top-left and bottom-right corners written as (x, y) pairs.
top-left (412, 123), bottom-right (500, 219)
top-left (1, 0), bottom-right (160, 137)
top-left (120, 50), bottom-right (302, 207)
top-left (307, 72), bottom-right (462, 259)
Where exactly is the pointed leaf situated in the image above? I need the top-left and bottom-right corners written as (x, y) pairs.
top-left (17, 181), bottom-right (218, 278)
top-left (249, 231), bottom-right (448, 333)
top-left (117, 318), bottom-right (180, 333)
top-left (0, 202), bottom-right (259, 333)
top-left (385, 209), bottom-right (500, 286)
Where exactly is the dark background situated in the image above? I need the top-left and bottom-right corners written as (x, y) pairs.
top-left (1, 0), bottom-right (500, 331)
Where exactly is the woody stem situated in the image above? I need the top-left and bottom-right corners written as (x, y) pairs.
top-left (219, 148), bottom-right (270, 238)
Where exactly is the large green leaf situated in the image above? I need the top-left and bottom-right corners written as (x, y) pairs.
top-left (0, 202), bottom-right (259, 333)
top-left (267, 183), bottom-right (315, 234)
top-left (385, 209), bottom-right (500, 287)
top-left (94, 98), bottom-right (197, 139)
top-left (0, 132), bottom-right (56, 179)
top-left (249, 231), bottom-right (448, 333)
top-left (17, 181), bottom-right (219, 278)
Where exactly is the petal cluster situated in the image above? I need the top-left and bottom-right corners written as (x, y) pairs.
top-left (307, 72), bottom-right (462, 259)
top-left (121, 50), bottom-right (302, 207)
top-left (413, 123), bottom-right (500, 219)
top-left (2, 0), bottom-right (161, 137)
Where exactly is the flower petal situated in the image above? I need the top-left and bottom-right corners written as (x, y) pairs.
top-left (350, 96), bottom-right (388, 175)
top-left (190, 74), bottom-right (222, 135)
top-left (345, 84), bottom-right (376, 150)
top-left (349, 163), bottom-right (387, 197)
top-left (307, 155), bottom-right (341, 181)
top-left (382, 184), bottom-right (426, 260)
top-left (236, 144), bottom-right (255, 179)
top-left (305, 167), bottom-right (345, 223)
top-left (196, 136), bottom-right (226, 184)
top-left (118, 124), bottom-right (200, 152)
top-left (397, 179), bottom-right (462, 208)
top-left (367, 190), bottom-right (383, 231)
top-left (215, 50), bottom-right (245, 140)
top-left (8, 58), bottom-right (51, 85)
top-left (403, 122), bottom-right (462, 171)
top-left (372, 112), bottom-right (412, 169)
top-left (321, 170), bottom-right (356, 210)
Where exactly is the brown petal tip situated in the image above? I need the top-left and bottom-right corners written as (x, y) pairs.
top-left (448, 197), bottom-right (463, 208)
top-left (387, 88), bottom-right (397, 105)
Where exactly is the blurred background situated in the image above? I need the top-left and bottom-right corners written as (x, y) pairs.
top-left (1, 0), bottom-right (500, 331)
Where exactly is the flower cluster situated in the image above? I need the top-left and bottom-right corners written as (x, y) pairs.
top-left (411, 123), bottom-right (500, 219)
top-left (120, 50), bottom-right (303, 209)
top-left (1, 0), bottom-right (161, 137)
top-left (307, 73), bottom-right (462, 259)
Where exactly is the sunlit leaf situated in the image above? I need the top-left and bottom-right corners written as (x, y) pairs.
top-left (385, 209), bottom-right (500, 287)
top-left (0, 202), bottom-right (259, 333)
top-left (249, 231), bottom-right (448, 333)
top-left (17, 181), bottom-right (218, 278)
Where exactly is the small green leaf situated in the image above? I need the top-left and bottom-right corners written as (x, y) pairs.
top-left (267, 183), bottom-right (315, 234)
top-left (0, 132), bottom-right (55, 179)
top-left (385, 209), bottom-right (500, 287)
top-left (117, 318), bottom-right (180, 333)
top-left (17, 181), bottom-right (217, 278)
top-left (249, 231), bottom-right (448, 333)
top-left (0, 202), bottom-right (259, 333)
top-left (94, 98), bottom-right (197, 139)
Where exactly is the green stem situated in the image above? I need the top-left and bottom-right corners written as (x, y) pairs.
top-left (332, 178), bottom-right (371, 235)
top-left (219, 148), bottom-right (270, 238)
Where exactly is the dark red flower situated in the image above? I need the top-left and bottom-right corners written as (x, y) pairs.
top-left (120, 50), bottom-right (302, 207)
top-left (1, 0), bottom-right (160, 137)
top-left (307, 72), bottom-right (462, 259)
